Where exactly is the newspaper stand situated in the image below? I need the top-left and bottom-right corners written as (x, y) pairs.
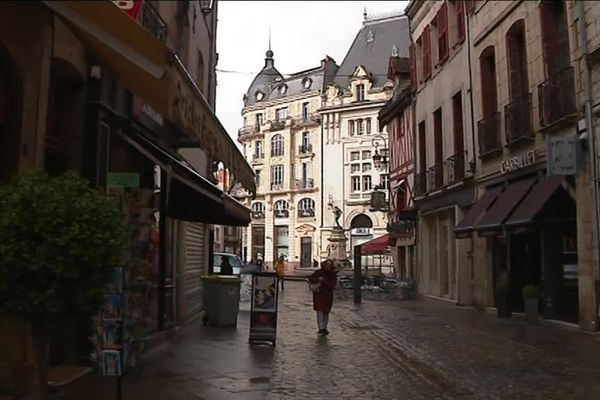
top-left (249, 272), bottom-right (279, 345)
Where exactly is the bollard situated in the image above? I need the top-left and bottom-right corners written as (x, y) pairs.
top-left (353, 245), bottom-right (362, 305)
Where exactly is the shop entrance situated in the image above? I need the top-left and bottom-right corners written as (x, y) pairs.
top-left (509, 232), bottom-right (541, 313)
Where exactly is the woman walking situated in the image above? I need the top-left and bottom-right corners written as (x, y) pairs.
top-left (308, 259), bottom-right (337, 336)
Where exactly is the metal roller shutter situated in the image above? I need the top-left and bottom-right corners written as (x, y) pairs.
top-left (184, 221), bottom-right (206, 321)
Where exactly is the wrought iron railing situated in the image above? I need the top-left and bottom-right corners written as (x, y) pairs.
top-left (270, 120), bottom-right (286, 131)
top-left (504, 93), bottom-right (533, 145)
top-left (294, 178), bottom-right (315, 190)
top-left (238, 125), bottom-right (256, 137)
top-left (414, 171), bottom-right (427, 195)
top-left (427, 164), bottom-right (443, 191)
top-left (252, 153), bottom-right (265, 162)
top-left (271, 183), bottom-right (284, 191)
top-left (298, 208), bottom-right (315, 218)
top-left (274, 209), bottom-right (289, 218)
top-left (139, 3), bottom-right (168, 43)
top-left (538, 67), bottom-right (576, 128)
top-left (298, 144), bottom-right (313, 155)
top-left (251, 211), bottom-right (265, 219)
top-left (477, 112), bottom-right (502, 157)
top-left (444, 152), bottom-right (466, 185)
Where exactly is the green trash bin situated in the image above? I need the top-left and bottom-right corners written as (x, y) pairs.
top-left (201, 275), bottom-right (241, 327)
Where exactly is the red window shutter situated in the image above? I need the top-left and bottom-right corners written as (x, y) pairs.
top-left (409, 42), bottom-right (417, 91)
top-left (539, 2), bottom-right (560, 77)
top-left (456, 0), bottom-right (466, 43)
top-left (480, 51), bottom-right (497, 118)
top-left (507, 31), bottom-right (526, 100)
top-left (423, 26), bottom-right (431, 79)
top-left (438, 2), bottom-right (449, 63)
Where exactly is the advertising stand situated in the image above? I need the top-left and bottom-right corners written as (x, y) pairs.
top-left (249, 272), bottom-right (279, 345)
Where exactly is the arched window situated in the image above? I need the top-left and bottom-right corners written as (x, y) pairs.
top-left (274, 200), bottom-right (289, 218)
top-left (251, 202), bottom-right (265, 219)
top-left (298, 198), bottom-right (315, 218)
top-left (271, 134), bottom-right (284, 157)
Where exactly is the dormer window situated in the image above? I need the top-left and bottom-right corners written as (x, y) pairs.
top-left (255, 91), bottom-right (265, 101)
top-left (303, 78), bottom-right (312, 89)
top-left (367, 30), bottom-right (374, 43)
top-left (279, 84), bottom-right (287, 95)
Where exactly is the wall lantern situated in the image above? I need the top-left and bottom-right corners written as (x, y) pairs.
top-left (200, 0), bottom-right (214, 14)
top-left (369, 188), bottom-right (388, 212)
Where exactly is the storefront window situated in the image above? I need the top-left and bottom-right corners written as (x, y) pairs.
top-left (274, 225), bottom-right (289, 260)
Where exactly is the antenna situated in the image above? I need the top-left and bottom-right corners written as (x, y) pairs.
top-left (363, 7), bottom-right (367, 20)
top-left (268, 26), bottom-right (272, 51)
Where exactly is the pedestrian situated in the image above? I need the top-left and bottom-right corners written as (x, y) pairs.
top-left (219, 257), bottom-right (233, 275)
top-left (308, 259), bottom-right (337, 336)
top-left (256, 258), bottom-right (263, 272)
top-left (275, 255), bottom-right (285, 291)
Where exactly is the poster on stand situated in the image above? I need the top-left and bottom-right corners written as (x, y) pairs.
top-left (249, 272), bottom-right (279, 345)
top-left (101, 350), bottom-right (122, 376)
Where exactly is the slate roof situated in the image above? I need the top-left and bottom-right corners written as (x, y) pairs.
top-left (333, 15), bottom-right (410, 92)
top-left (244, 51), bottom-right (338, 108)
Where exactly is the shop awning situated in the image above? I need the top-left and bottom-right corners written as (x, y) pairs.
top-left (505, 176), bottom-right (563, 226)
top-left (474, 177), bottom-right (537, 232)
top-left (360, 234), bottom-right (392, 255)
top-left (454, 186), bottom-right (503, 236)
top-left (43, 0), bottom-right (256, 195)
top-left (117, 129), bottom-right (251, 226)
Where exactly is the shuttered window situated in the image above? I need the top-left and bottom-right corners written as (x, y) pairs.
top-left (422, 26), bottom-right (432, 80)
top-left (539, 0), bottom-right (569, 77)
top-left (409, 42), bottom-right (417, 90)
top-left (456, 0), bottom-right (465, 44)
top-left (480, 47), bottom-right (498, 117)
top-left (437, 2), bottom-right (449, 63)
top-left (506, 20), bottom-right (528, 100)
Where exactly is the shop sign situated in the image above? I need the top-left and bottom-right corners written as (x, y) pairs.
top-left (500, 150), bottom-right (536, 175)
top-left (352, 228), bottom-right (371, 236)
top-left (112, 0), bottom-right (143, 19)
top-left (249, 272), bottom-right (279, 345)
top-left (107, 172), bottom-right (140, 188)
top-left (546, 135), bottom-right (582, 176)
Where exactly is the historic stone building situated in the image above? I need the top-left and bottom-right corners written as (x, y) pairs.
top-left (320, 12), bottom-right (410, 266)
top-left (238, 48), bottom-right (338, 269)
top-left (407, 0), bottom-right (475, 304)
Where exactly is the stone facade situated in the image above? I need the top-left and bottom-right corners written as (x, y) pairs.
top-left (238, 52), bottom-right (336, 268)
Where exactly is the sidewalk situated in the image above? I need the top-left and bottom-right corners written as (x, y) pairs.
top-left (56, 281), bottom-right (600, 399)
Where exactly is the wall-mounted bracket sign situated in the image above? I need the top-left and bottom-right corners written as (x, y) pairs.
top-left (500, 150), bottom-right (536, 175)
top-left (546, 135), bottom-right (583, 176)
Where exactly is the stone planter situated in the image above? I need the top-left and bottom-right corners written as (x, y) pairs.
top-left (524, 297), bottom-right (539, 324)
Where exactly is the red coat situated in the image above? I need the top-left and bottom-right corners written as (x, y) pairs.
top-left (308, 270), bottom-right (337, 312)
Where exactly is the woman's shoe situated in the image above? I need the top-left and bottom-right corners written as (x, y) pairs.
top-left (323, 329), bottom-right (330, 335)
top-left (317, 329), bottom-right (326, 336)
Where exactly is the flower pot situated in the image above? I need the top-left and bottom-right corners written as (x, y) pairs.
top-left (524, 297), bottom-right (539, 324)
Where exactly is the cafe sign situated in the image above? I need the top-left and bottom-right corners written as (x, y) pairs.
top-left (500, 150), bottom-right (536, 175)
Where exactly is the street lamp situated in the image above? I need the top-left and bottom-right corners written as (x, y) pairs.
top-left (199, 0), bottom-right (214, 14)
top-left (370, 134), bottom-right (389, 212)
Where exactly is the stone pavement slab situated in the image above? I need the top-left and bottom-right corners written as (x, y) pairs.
top-left (57, 281), bottom-right (600, 399)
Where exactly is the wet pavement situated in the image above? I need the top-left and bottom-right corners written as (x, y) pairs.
top-left (60, 281), bottom-right (600, 399)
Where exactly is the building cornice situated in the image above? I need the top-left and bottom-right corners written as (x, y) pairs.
top-left (318, 99), bottom-right (387, 113)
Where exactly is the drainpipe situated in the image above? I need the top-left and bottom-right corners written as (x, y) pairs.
top-left (575, 0), bottom-right (600, 330)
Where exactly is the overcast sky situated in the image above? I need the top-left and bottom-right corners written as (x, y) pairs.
top-left (215, 1), bottom-right (410, 144)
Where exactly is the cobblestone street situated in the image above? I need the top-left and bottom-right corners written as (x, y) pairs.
top-left (64, 280), bottom-right (600, 399)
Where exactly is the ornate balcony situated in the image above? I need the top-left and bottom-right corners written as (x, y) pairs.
top-left (294, 178), bottom-right (314, 190)
top-left (414, 171), bottom-right (427, 195)
top-left (238, 125), bottom-right (259, 138)
top-left (504, 94), bottom-right (533, 146)
top-left (251, 211), bottom-right (265, 220)
top-left (427, 164), bottom-right (443, 192)
top-left (270, 183), bottom-right (284, 191)
top-left (252, 153), bottom-right (265, 163)
top-left (477, 112), bottom-right (502, 157)
top-left (538, 67), bottom-right (576, 129)
top-left (270, 119), bottom-right (286, 131)
top-left (139, 2), bottom-right (168, 43)
top-left (444, 152), bottom-right (466, 186)
top-left (298, 144), bottom-right (313, 157)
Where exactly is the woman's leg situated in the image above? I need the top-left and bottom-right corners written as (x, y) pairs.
top-left (316, 311), bottom-right (324, 331)
top-left (323, 312), bottom-right (329, 331)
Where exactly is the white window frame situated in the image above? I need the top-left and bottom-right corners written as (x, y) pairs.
top-left (276, 107), bottom-right (288, 121)
top-left (363, 175), bottom-right (372, 191)
top-left (271, 134), bottom-right (284, 157)
top-left (351, 176), bottom-right (361, 192)
top-left (271, 165), bottom-right (284, 188)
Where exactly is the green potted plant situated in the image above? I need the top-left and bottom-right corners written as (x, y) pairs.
top-left (522, 284), bottom-right (540, 324)
top-left (0, 171), bottom-right (126, 399)
top-left (495, 272), bottom-right (511, 318)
